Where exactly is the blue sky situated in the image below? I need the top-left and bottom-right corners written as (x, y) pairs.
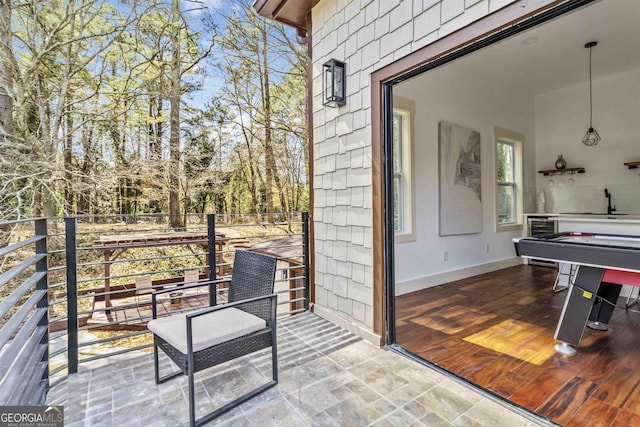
top-left (181, 0), bottom-right (227, 108)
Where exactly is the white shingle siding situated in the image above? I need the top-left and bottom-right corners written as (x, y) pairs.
top-left (363, 186), bottom-right (372, 210)
top-left (326, 256), bottom-right (337, 275)
top-left (347, 244), bottom-right (372, 266)
top-left (333, 275), bottom-right (348, 297)
top-left (336, 188), bottom-right (351, 205)
top-left (440, 0), bottom-right (488, 37)
top-left (332, 169), bottom-right (348, 191)
top-left (315, 156), bottom-right (336, 175)
top-left (441, 0), bottom-right (465, 23)
top-left (326, 289), bottom-right (338, 310)
top-left (312, 0), bottom-right (510, 337)
top-left (336, 260), bottom-right (352, 278)
top-left (326, 223), bottom-right (337, 240)
top-left (357, 23), bottom-right (376, 49)
top-left (389, 0), bottom-right (414, 31)
top-left (380, 21), bottom-right (413, 58)
top-left (351, 226), bottom-right (365, 246)
top-left (379, 0), bottom-right (398, 17)
top-left (466, 0), bottom-right (484, 7)
top-left (351, 186), bottom-right (364, 207)
top-left (365, 305), bottom-right (374, 328)
top-left (326, 188), bottom-right (337, 207)
top-left (314, 189), bottom-right (326, 208)
top-left (316, 285), bottom-right (327, 306)
top-left (345, 168), bottom-right (370, 187)
top-left (351, 109), bottom-right (366, 131)
top-left (424, 0), bottom-right (442, 9)
top-left (346, 206), bottom-right (369, 227)
top-left (490, 0), bottom-right (513, 12)
top-left (348, 10), bottom-right (366, 36)
top-left (335, 154), bottom-right (351, 172)
top-left (348, 280), bottom-right (373, 305)
top-left (414, 4), bottom-right (441, 40)
top-left (336, 226), bottom-right (353, 242)
top-left (337, 295), bottom-right (353, 315)
top-left (352, 300), bottom-right (367, 322)
top-left (352, 263), bottom-right (366, 284)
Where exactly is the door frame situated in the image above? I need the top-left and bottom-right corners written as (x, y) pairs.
top-left (370, 0), bottom-right (596, 345)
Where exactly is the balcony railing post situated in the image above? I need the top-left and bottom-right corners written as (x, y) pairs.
top-left (35, 218), bottom-right (49, 393)
top-left (207, 213), bottom-right (217, 307)
top-left (302, 212), bottom-right (310, 311)
top-left (65, 217), bottom-right (78, 374)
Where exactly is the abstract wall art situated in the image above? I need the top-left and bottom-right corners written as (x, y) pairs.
top-left (438, 121), bottom-right (482, 236)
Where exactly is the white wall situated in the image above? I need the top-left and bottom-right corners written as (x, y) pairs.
top-left (392, 58), bottom-right (535, 289)
top-left (535, 67), bottom-right (640, 214)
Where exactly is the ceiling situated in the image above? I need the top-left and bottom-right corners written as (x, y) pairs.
top-left (426, 0), bottom-right (640, 96)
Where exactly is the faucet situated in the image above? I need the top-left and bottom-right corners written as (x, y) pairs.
top-left (604, 188), bottom-right (616, 215)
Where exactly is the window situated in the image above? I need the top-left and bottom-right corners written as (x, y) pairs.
top-left (494, 127), bottom-right (523, 231)
top-left (392, 100), bottom-right (415, 242)
top-left (497, 141), bottom-right (516, 224)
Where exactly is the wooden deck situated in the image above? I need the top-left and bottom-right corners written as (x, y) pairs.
top-left (396, 265), bottom-right (640, 426)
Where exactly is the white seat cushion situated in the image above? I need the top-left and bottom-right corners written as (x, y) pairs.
top-left (147, 307), bottom-right (267, 354)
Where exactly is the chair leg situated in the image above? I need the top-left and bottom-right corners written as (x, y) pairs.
top-left (153, 343), bottom-right (161, 384)
top-left (188, 362), bottom-right (196, 427)
top-left (271, 329), bottom-right (278, 383)
top-left (153, 339), bottom-right (184, 384)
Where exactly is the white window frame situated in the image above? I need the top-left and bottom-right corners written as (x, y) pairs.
top-left (393, 98), bottom-right (415, 243)
top-left (494, 127), bottom-right (524, 232)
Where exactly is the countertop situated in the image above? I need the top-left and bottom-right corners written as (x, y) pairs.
top-left (524, 213), bottom-right (640, 223)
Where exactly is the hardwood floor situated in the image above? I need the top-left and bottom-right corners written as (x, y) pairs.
top-left (395, 265), bottom-right (640, 426)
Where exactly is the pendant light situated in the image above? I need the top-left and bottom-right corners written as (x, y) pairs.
top-left (582, 41), bottom-right (601, 146)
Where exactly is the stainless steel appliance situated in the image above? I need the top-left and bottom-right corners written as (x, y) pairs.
top-left (526, 215), bottom-right (557, 267)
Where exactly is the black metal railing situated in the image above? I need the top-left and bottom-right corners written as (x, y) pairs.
top-left (0, 218), bottom-right (50, 405)
top-left (0, 212), bottom-right (310, 405)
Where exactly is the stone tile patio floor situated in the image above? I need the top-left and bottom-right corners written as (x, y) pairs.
top-left (46, 312), bottom-right (550, 426)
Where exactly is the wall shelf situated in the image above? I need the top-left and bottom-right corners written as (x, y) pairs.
top-left (538, 167), bottom-right (585, 176)
top-left (624, 161), bottom-right (640, 169)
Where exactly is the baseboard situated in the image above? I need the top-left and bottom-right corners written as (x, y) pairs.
top-left (396, 257), bottom-right (523, 296)
top-left (312, 304), bottom-right (382, 346)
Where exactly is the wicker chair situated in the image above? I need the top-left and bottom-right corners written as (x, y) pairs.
top-left (147, 250), bottom-right (278, 427)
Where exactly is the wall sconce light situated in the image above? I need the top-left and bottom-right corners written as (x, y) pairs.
top-left (323, 59), bottom-right (346, 107)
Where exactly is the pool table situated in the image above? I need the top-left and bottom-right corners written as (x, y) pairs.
top-left (513, 232), bottom-right (640, 354)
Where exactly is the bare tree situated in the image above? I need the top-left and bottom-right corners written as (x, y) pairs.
top-left (0, 0), bottom-right (12, 142)
top-left (216, 0), bottom-right (307, 220)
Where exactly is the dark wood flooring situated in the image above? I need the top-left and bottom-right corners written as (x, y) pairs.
top-left (396, 265), bottom-right (640, 426)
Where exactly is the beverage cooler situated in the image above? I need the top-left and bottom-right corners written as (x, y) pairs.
top-left (526, 216), bottom-right (557, 267)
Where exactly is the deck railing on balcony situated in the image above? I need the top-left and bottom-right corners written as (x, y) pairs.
top-left (0, 218), bottom-right (49, 405)
top-left (0, 212), bottom-right (310, 406)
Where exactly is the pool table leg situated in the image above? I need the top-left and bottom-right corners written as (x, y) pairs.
top-left (587, 282), bottom-right (622, 331)
top-left (554, 266), bottom-right (605, 351)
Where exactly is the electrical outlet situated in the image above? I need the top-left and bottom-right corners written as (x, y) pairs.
top-left (443, 251), bottom-right (448, 261)
top-left (485, 243), bottom-right (490, 254)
